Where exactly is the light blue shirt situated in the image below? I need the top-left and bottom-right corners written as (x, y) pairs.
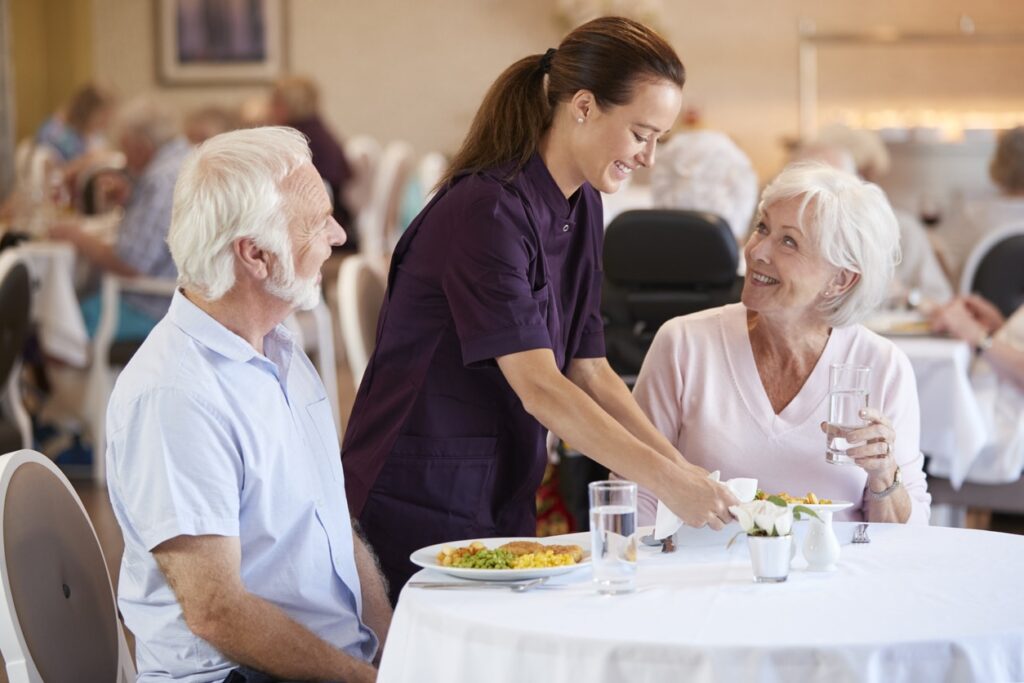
top-left (106, 290), bottom-right (377, 683)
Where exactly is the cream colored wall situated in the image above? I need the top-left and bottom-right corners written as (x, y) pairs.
top-left (90, 0), bottom-right (1024, 179)
top-left (11, 0), bottom-right (93, 142)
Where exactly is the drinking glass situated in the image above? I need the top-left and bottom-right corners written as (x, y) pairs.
top-left (825, 364), bottom-right (870, 465)
top-left (588, 480), bottom-right (637, 594)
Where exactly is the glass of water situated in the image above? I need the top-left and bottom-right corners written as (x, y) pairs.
top-left (588, 480), bottom-right (637, 594)
top-left (826, 364), bottom-right (870, 465)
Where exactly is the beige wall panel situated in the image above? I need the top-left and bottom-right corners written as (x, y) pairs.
top-left (90, 0), bottom-right (1024, 180)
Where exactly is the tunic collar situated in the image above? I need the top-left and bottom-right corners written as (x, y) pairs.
top-left (520, 152), bottom-right (584, 223)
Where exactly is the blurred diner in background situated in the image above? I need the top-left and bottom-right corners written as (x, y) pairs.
top-left (1, 2), bottom-right (1024, 681)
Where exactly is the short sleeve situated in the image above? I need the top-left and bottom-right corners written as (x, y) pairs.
top-left (442, 187), bottom-right (552, 367)
top-left (109, 387), bottom-right (243, 551)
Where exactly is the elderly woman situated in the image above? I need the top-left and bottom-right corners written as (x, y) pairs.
top-left (930, 295), bottom-right (1024, 480)
top-left (633, 163), bottom-right (931, 525)
top-left (939, 126), bottom-right (1024, 283)
top-left (650, 130), bottom-right (759, 243)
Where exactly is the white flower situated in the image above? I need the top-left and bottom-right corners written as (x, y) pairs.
top-left (730, 499), bottom-right (793, 536)
top-left (729, 503), bottom-right (756, 533)
top-left (773, 509), bottom-right (794, 536)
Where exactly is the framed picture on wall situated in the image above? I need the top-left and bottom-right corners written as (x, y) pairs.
top-left (156, 0), bottom-right (286, 85)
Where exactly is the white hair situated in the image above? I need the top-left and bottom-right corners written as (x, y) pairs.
top-left (759, 162), bottom-right (901, 327)
top-left (651, 131), bottom-right (758, 240)
top-left (112, 95), bottom-right (179, 148)
top-left (815, 123), bottom-right (890, 178)
top-left (167, 126), bottom-right (312, 301)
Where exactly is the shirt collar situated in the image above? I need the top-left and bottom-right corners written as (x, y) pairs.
top-left (167, 289), bottom-right (296, 367)
top-left (520, 152), bottom-right (584, 223)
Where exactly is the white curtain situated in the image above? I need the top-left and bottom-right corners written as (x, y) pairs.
top-left (0, 0), bottom-right (14, 199)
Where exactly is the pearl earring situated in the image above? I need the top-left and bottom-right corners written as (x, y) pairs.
top-left (577, 117), bottom-right (584, 124)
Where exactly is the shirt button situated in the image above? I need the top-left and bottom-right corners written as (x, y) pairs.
top-left (562, 224), bottom-right (570, 232)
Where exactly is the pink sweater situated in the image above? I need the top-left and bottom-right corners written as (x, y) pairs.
top-left (633, 303), bottom-right (931, 525)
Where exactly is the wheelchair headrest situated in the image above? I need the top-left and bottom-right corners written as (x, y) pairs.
top-left (604, 209), bottom-right (739, 287)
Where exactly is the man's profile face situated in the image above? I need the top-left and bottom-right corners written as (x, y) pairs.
top-left (264, 163), bottom-right (345, 310)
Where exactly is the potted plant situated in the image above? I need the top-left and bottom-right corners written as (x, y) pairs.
top-left (728, 497), bottom-right (819, 583)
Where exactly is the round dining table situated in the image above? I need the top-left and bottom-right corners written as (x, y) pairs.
top-left (378, 522), bottom-right (1024, 683)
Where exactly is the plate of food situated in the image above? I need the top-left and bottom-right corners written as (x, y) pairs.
top-left (754, 490), bottom-right (854, 513)
top-left (410, 537), bottom-right (591, 581)
top-left (864, 311), bottom-right (933, 337)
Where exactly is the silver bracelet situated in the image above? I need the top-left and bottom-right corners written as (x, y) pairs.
top-left (868, 465), bottom-right (902, 500)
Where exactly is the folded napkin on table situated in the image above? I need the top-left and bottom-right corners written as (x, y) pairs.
top-left (653, 471), bottom-right (757, 540)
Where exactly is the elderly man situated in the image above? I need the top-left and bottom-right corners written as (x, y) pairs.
top-left (106, 127), bottom-right (390, 683)
top-left (50, 96), bottom-right (190, 340)
top-left (269, 76), bottom-right (354, 236)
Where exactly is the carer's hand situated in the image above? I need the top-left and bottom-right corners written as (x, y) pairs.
top-left (820, 407), bottom-right (897, 486)
top-left (661, 465), bottom-right (738, 531)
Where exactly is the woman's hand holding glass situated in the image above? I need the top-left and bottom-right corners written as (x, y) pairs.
top-left (821, 407), bottom-right (897, 483)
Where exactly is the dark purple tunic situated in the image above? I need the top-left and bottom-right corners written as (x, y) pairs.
top-left (341, 153), bottom-right (605, 600)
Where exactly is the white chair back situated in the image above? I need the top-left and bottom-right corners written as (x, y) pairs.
top-left (86, 274), bottom-right (177, 482)
top-left (283, 296), bottom-right (342, 435)
top-left (13, 140), bottom-right (33, 188)
top-left (0, 449), bottom-right (136, 682)
top-left (343, 135), bottom-right (381, 238)
top-left (416, 151), bottom-right (448, 208)
top-left (360, 141), bottom-right (414, 262)
top-left (336, 255), bottom-right (387, 391)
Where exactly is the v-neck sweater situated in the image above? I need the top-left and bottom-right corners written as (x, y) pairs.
top-left (633, 303), bottom-right (931, 525)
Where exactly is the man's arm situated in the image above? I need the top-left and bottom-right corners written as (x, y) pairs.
top-left (49, 221), bottom-right (139, 276)
top-left (566, 356), bottom-right (708, 475)
top-left (153, 534), bottom-right (376, 683)
top-left (497, 349), bottom-right (735, 529)
top-left (351, 525), bottom-right (391, 663)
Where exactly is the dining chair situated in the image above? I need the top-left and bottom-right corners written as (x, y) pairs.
top-left (415, 151), bottom-right (448, 207)
top-left (336, 254), bottom-right (387, 392)
top-left (359, 141), bottom-right (414, 263)
top-left (85, 273), bottom-right (177, 482)
top-left (281, 296), bottom-right (342, 434)
top-left (959, 222), bottom-right (1024, 318)
top-left (343, 135), bottom-right (382, 247)
top-left (0, 252), bottom-right (32, 454)
top-left (602, 209), bottom-right (742, 377)
top-left (87, 278), bottom-right (344, 478)
top-left (0, 449), bottom-right (136, 682)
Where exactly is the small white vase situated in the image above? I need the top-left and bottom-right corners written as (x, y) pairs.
top-left (803, 510), bottom-right (841, 571)
top-left (747, 535), bottom-right (792, 583)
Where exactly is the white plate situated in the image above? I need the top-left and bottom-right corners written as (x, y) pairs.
top-left (410, 536), bottom-right (591, 581)
top-left (787, 501), bottom-right (854, 513)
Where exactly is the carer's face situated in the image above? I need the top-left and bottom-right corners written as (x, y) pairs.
top-left (575, 79), bottom-right (682, 194)
top-left (741, 197), bottom-right (836, 320)
top-left (281, 163), bottom-right (346, 284)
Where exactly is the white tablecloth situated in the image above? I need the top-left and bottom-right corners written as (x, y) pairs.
top-left (379, 524), bottom-right (1024, 683)
top-left (887, 336), bottom-right (990, 487)
top-left (16, 242), bottom-right (89, 367)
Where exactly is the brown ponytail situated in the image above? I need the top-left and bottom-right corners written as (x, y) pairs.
top-left (441, 16), bottom-right (684, 186)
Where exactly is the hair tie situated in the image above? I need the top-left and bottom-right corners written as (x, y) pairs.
top-left (540, 48), bottom-right (557, 74)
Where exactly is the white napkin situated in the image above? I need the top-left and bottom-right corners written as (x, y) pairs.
top-left (653, 471), bottom-right (758, 540)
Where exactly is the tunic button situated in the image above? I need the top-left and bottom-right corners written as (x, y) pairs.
top-left (562, 224), bottom-right (570, 232)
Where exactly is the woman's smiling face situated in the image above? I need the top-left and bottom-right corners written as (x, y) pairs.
top-left (741, 196), bottom-right (839, 321)
top-left (571, 79), bottom-right (682, 194)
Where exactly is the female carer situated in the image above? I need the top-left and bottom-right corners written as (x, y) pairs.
top-left (341, 17), bottom-right (737, 601)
